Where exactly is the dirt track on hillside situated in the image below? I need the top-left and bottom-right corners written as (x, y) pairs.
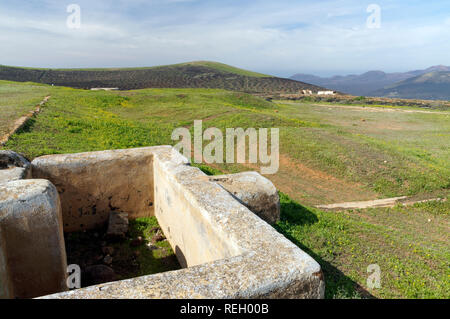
top-left (209, 153), bottom-right (378, 206)
top-left (317, 196), bottom-right (447, 210)
top-left (310, 103), bottom-right (449, 115)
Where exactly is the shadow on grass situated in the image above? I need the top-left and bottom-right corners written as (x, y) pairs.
top-left (194, 165), bottom-right (376, 298)
top-left (15, 117), bottom-right (36, 134)
top-left (275, 194), bottom-right (376, 299)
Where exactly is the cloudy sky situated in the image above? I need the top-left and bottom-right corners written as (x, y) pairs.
top-left (1, 0), bottom-right (449, 77)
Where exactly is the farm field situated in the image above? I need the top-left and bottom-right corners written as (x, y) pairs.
top-left (1, 80), bottom-right (449, 298)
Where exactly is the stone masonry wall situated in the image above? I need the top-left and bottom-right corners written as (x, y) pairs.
top-left (31, 148), bottom-right (155, 232)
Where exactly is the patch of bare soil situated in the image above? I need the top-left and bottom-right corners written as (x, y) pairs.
top-left (311, 103), bottom-right (449, 115)
top-left (271, 154), bottom-right (378, 205)
top-left (210, 153), bottom-right (378, 206)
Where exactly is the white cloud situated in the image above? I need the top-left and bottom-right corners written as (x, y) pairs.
top-left (0, 0), bottom-right (449, 76)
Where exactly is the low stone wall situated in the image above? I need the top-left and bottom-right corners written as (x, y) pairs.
top-left (1, 146), bottom-right (324, 299)
top-left (42, 146), bottom-right (324, 299)
top-left (153, 148), bottom-right (243, 268)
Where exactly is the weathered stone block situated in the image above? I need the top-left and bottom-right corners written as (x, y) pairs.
top-left (0, 150), bottom-right (31, 184)
top-left (106, 212), bottom-right (129, 237)
top-left (0, 179), bottom-right (67, 298)
top-left (210, 171), bottom-right (280, 225)
top-left (0, 150), bottom-right (31, 170)
top-left (0, 167), bottom-right (29, 184)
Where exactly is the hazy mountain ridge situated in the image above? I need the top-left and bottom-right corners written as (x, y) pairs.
top-left (370, 71), bottom-right (450, 100)
top-left (290, 65), bottom-right (450, 99)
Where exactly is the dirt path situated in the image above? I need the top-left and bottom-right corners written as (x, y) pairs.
top-left (209, 153), bottom-right (446, 210)
top-left (308, 103), bottom-right (449, 115)
top-left (0, 95), bottom-right (50, 146)
top-left (209, 153), bottom-right (378, 206)
top-left (317, 197), bottom-right (447, 210)
top-left (282, 101), bottom-right (448, 115)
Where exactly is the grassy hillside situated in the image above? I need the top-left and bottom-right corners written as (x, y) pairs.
top-left (179, 61), bottom-right (270, 78)
top-left (371, 71), bottom-right (450, 100)
top-left (1, 81), bottom-right (449, 298)
top-left (0, 61), bottom-right (324, 93)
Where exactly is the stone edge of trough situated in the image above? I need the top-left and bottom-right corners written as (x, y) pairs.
top-left (30, 146), bottom-right (325, 299)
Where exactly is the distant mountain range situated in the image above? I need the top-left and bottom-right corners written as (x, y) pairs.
top-left (371, 71), bottom-right (450, 100)
top-left (290, 65), bottom-right (450, 100)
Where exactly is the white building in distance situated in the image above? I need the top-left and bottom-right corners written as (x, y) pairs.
top-left (317, 91), bottom-right (336, 95)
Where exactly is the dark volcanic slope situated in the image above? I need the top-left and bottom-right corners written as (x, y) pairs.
top-left (0, 62), bottom-right (325, 94)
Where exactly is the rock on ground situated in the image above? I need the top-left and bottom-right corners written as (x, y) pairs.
top-left (0, 151), bottom-right (31, 184)
top-left (106, 212), bottom-right (129, 237)
top-left (210, 171), bottom-right (280, 225)
top-left (0, 150), bottom-right (30, 169)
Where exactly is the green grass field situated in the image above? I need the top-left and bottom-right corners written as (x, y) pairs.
top-left (1, 80), bottom-right (449, 298)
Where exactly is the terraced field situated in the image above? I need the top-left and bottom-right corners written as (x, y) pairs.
top-left (1, 80), bottom-right (449, 298)
top-left (0, 61), bottom-right (324, 93)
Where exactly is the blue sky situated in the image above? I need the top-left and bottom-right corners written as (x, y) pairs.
top-left (1, 0), bottom-right (449, 77)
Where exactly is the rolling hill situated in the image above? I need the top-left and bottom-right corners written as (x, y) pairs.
top-left (290, 65), bottom-right (450, 99)
top-left (0, 61), bottom-right (325, 94)
top-left (370, 71), bottom-right (450, 100)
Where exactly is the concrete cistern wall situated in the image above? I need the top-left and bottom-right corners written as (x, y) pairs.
top-left (0, 146), bottom-right (324, 299)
